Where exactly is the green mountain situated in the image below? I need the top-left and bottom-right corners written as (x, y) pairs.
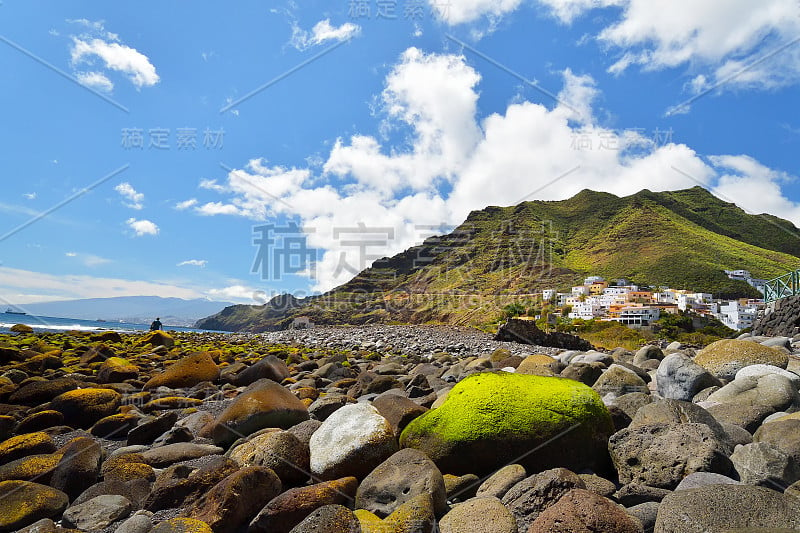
top-left (196, 186), bottom-right (800, 332)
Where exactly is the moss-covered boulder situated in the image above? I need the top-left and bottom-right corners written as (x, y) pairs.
top-left (143, 352), bottom-right (220, 390)
top-left (151, 518), bottom-right (214, 533)
top-left (96, 357), bottom-right (139, 383)
top-left (8, 378), bottom-right (78, 406)
top-left (399, 372), bottom-right (613, 476)
top-left (9, 324), bottom-right (33, 334)
top-left (211, 379), bottom-right (309, 447)
top-left (695, 339), bottom-right (788, 381)
top-left (0, 432), bottom-right (56, 466)
top-left (0, 453), bottom-right (62, 483)
top-left (137, 330), bottom-right (175, 349)
top-left (50, 388), bottom-right (121, 428)
top-left (0, 480), bottom-right (69, 531)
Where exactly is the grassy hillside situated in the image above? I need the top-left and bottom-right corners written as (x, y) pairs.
top-left (196, 187), bottom-right (800, 332)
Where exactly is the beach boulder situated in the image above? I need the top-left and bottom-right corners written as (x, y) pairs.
top-left (654, 484), bottom-right (800, 532)
top-left (50, 388), bottom-right (121, 428)
top-left (399, 372), bottom-right (613, 476)
top-left (211, 379), bottom-right (309, 447)
top-left (143, 352), bottom-right (220, 390)
top-left (97, 357), bottom-right (139, 383)
top-left (136, 330), bottom-right (175, 349)
top-left (309, 403), bottom-right (398, 481)
top-left (695, 339), bottom-right (788, 381)
top-left (0, 432), bottom-right (56, 466)
top-left (0, 480), bottom-right (69, 531)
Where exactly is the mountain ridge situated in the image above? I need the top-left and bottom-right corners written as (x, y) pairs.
top-left (14, 296), bottom-right (236, 327)
top-left (196, 186), bottom-right (800, 332)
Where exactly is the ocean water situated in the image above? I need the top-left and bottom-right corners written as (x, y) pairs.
top-left (0, 312), bottom-right (221, 334)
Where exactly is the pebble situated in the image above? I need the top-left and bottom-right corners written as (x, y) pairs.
top-left (0, 327), bottom-right (798, 532)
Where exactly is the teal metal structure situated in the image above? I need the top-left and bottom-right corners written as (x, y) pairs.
top-left (765, 269), bottom-right (800, 303)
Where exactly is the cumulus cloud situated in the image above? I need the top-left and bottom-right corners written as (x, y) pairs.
top-left (126, 218), bottom-right (159, 237)
top-left (67, 20), bottom-right (159, 91)
top-left (290, 19), bottom-right (360, 50)
top-left (435, 1), bottom-right (800, 96)
top-left (114, 182), bottom-right (144, 210)
top-left (710, 155), bottom-right (800, 225)
top-left (428, 0), bottom-right (524, 25)
top-left (177, 259), bottom-right (208, 267)
top-left (175, 199), bottom-right (198, 210)
top-left (206, 285), bottom-right (262, 302)
top-left (191, 47), bottom-right (797, 293)
top-left (76, 71), bottom-right (114, 92)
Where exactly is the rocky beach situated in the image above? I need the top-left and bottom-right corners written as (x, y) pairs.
top-left (1, 324), bottom-right (800, 532)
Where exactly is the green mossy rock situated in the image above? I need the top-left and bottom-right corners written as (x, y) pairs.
top-left (0, 480), bottom-right (69, 531)
top-left (137, 330), bottom-right (175, 349)
top-left (151, 518), bottom-right (214, 533)
top-left (695, 339), bottom-right (789, 380)
top-left (143, 352), bottom-right (220, 390)
top-left (50, 388), bottom-right (122, 428)
top-left (399, 371), bottom-right (613, 476)
top-left (0, 432), bottom-right (56, 466)
top-left (96, 356), bottom-right (139, 383)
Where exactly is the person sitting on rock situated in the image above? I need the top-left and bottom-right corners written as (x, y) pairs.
top-left (149, 317), bottom-right (163, 331)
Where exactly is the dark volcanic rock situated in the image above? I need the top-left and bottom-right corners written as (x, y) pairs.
top-left (494, 319), bottom-right (592, 350)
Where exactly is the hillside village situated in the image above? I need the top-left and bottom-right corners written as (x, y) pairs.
top-left (537, 269), bottom-right (766, 331)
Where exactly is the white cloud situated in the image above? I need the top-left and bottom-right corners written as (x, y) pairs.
top-left (195, 202), bottom-right (242, 216)
top-left (126, 218), bottom-right (159, 237)
top-left (428, 0), bottom-right (524, 25)
top-left (290, 19), bottom-right (360, 50)
top-left (76, 71), bottom-right (114, 92)
top-left (71, 37), bottom-right (159, 89)
top-left (550, 0), bottom-right (800, 95)
top-left (23, 192), bottom-right (36, 200)
top-left (206, 285), bottom-right (262, 303)
top-left (434, 1), bottom-right (800, 94)
top-left (114, 182), bottom-right (144, 209)
top-left (65, 252), bottom-right (112, 267)
top-left (710, 155), bottom-right (800, 225)
top-left (199, 179), bottom-right (226, 192)
top-left (557, 68), bottom-right (599, 124)
top-left (0, 266), bottom-right (201, 304)
top-left (177, 259), bottom-right (208, 268)
top-left (193, 47), bottom-right (796, 293)
top-left (175, 198), bottom-right (198, 210)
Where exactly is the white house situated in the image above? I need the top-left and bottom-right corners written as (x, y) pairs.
top-left (717, 301), bottom-right (757, 330)
top-left (725, 269), bottom-right (767, 295)
top-left (584, 275), bottom-right (605, 285)
top-left (677, 293), bottom-right (712, 311)
top-left (569, 301), bottom-right (602, 320)
top-left (542, 289), bottom-right (557, 301)
top-left (612, 307), bottom-right (661, 326)
top-left (603, 287), bottom-right (630, 297)
top-left (599, 294), bottom-right (626, 308)
top-left (290, 316), bottom-right (314, 329)
top-left (725, 269), bottom-right (752, 280)
top-left (572, 285), bottom-right (590, 296)
top-left (653, 292), bottom-right (677, 304)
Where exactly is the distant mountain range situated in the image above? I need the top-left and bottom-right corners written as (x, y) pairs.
top-left (15, 296), bottom-right (236, 327)
top-left (196, 186), bottom-right (800, 332)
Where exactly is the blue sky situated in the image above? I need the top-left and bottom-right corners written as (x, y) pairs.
top-left (1, 0), bottom-right (799, 306)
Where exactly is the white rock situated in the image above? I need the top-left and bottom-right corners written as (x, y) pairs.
top-left (309, 402), bottom-right (398, 480)
top-left (735, 364), bottom-right (800, 387)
